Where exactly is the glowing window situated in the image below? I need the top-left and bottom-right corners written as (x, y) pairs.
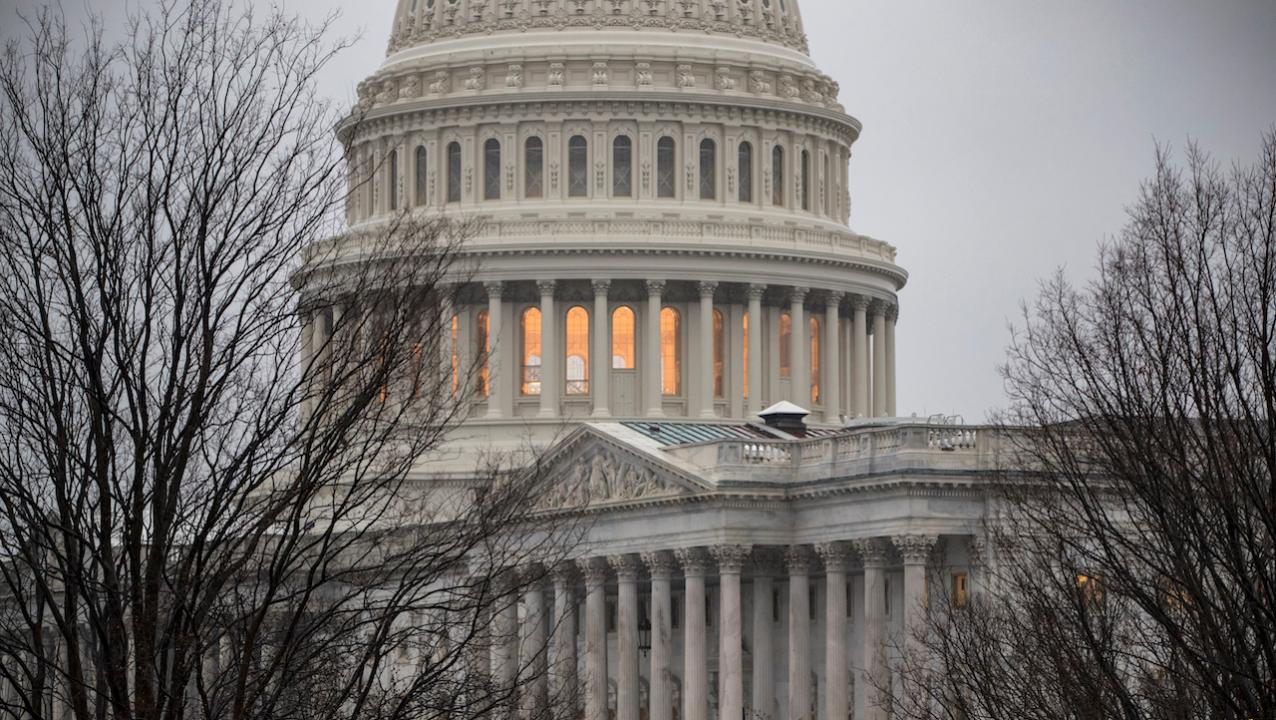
top-left (613, 136), bottom-right (633, 197)
top-left (699, 139), bottom-right (717, 200)
top-left (712, 309), bottom-right (725, 398)
top-left (483, 138), bottom-right (501, 200)
top-left (810, 315), bottom-right (821, 404)
top-left (952, 573), bottom-right (969, 609)
top-left (771, 145), bottom-right (785, 207)
top-left (565, 306), bottom-right (590, 395)
top-left (446, 141), bottom-right (461, 203)
top-left (1076, 574), bottom-right (1104, 606)
top-left (611, 306), bottom-right (635, 369)
top-left (738, 141), bottom-right (753, 203)
top-left (660, 307), bottom-right (681, 396)
top-left (525, 137), bottom-right (544, 198)
top-left (387, 148), bottom-right (399, 210)
top-left (742, 312), bottom-right (749, 400)
top-left (521, 307), bottom-right (542, 396)
top-left (414, 146), bottom-right (428, 206)
top-left (475, 310), bottom-right (490, 397)
top-left (568, 135), bottom-right (588, 198)
top-left (779, 312), bottom-right (792, 378)
top-left (657, 137), bottom-right (676, 199)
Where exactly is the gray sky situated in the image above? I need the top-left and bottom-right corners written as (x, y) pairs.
top-left (6, 0), bottom-right (1275, 420)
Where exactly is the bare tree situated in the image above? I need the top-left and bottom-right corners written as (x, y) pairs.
top-left (0, 3), bottom-right (579, 719)
top-left (887, 132), bottom-right (1276, 720)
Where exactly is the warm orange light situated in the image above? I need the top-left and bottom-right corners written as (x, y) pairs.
top-left (611, 306), bottom-right (635, 369)
top-left (660, 307), bottom-right (681, 396)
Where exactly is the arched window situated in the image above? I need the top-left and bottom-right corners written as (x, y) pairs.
top-left (484, 138), bottom-right (501, 200)
top-left (363, 154), bottom-right (375, 217)
top-left (822, 152), bottom-right (831, 215)
top-left (612, 306), bottom-right (635, 369)
top-left (809, 315), bottom-right (821, 404)
top-left (779, 311), bottom-right (792, 378)
top-left (565, 306), bottom-right (590, 395)
top-left (738, 141), bottom-right (753, 203)
top-left (521, 307), bottom-right (542, 396)
top-left (660, 307), bottom-right (681, 396)
top-left (446, 141), bottom-right (462, 203)
top-left (613, 136), bottom-right (633, 197)
top-left (387, 148), bottom-right (399, 210)
top-left (801, 149), bottom-right (811, 211)
top-left (742, 311), bottom-right (750, 400)
top-left (525, 137), bottom-right (544, 198)
top-left (414, 146), bottom-right (428, 206)
top-left (657, 137), bottom-right (676, 199)
top-left (476, 309), bottom-right (490, 397)
top-left (699, 139), bottom-right (717, 200)
top-left (568, 135), bottom-right (588, 198)
top-left (771, 145), bottom-right (785, 207)
top-left (712, 308), bottom-right (725, 398)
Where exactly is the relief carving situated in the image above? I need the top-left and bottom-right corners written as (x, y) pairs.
top-left (676, 64), bottom-right (695, 88)
top-left (748, 69), bottom-right (771, 94)
top-left (505, 63), bottom-right (524, 88)
top-left (398, 73), bottom-right (420, 99)
top-left (592, 61), bottom-right (609, 86)
top-left (635, 62), bottom-right (653, 87)
top-left (428, 69), bottom-right (451, 94)
top-left (548, 62), bottom-right (566, 87)
top-left (779, 74), bottom-right (800, 99)
top-left (542, 448), bottom-right (680, 510)
top-left (715, 66), bottom-right (735, 91)
top-left (464, 66), bottom-right (486, 91)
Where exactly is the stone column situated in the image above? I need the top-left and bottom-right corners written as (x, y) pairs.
top-left (485, 282), bottom-right (505, 418)
top-left (439, 289), bottom-right (456, 398)
top-left (493, 572), bottom-right (520, 697)
top-left (789, 288), bottom-right (808, 406)
top-left (675, 548), bottom-right (711, 720)
top-left (857, 539), bottom-right (890, 720)
top-left (698, 281), bottom-right (719, 418)
top-left (886, 304), bottom-right (898, 417)
top-left (750, 549), bottom-right (781, 718)
top-left (969, 534), bottom-right (989, 599)
top-left (552, 564), bottom-right (579, 714)
top-left (643, 551), bottom-right (678, 720)
top-left (538, 280), bottom-right (558, 417)
top-left (523, 568), bottom-right (549, 714)
top-left (851, 296), bottom-right (869, 418)
top-left (823, 293), bottom-right (842, 422)
top-left (785, 546), bottom-right (813, 720)
top-left (871, 301), bottom-right (887, 417)
top-left (611, 555), bottom-right (642, 720)
top-left (645, 280), bottom-right (666, 417)
top-left (817, 542), bottom-right (856, 720)
top-left (746, 284), bottom-right (765, 416)
top-left (894, 535), bottom-right (938, 716)
top-left (592, 280), bottom-right (612, 417)
top-left (578, 557), bottom-right (610, 720)
top-left (711, 544), bottom-right (751, 720)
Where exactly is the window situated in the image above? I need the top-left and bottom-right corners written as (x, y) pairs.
top-left (521, 307), bottom-right (542, 396)
top-left (801, 149), bottom-right (811, 211)
top-left (446, 141), bottom-right (461, 203)
top-left (771, 145), bottom-right (785, 207)
top-left (699, 138), bottom-right (716, 200)
top-left (952, 573), bottom-right (969, 609)
top-left (810, 316), bottom-right (821, 404)
top-left (823, 152), bottom-right (831, 215)
top-left (387, 148), bottom-right (399, 210)
top-left (779, 311), bottom-right (792, 378)
top-left (565, 306), bottom-right (589, 395)
top-left (476, 309), bottom-right (490, 397)
top-left (657, 137), bottom-right (676, 199)
top-left (885, 576), bottom-right (892, 617)
top-left (772, 588), bottom-right (781, 622)
top-left (450, 314), bottom-right (458, 395)
top-left (483, 138), bottom-right (501, 200)
top-left (738, 141), bottom-right (753, 203)
top-left (414, 146), bottom-right (428, 206)
top-left (525, 137), bottom-right (544, 198)
top-left (613, 136), bottom-right (633, 197)
top-left (660, 307), bottom-right (681, 395)
top-left (611, 306), bottom-right (635, 369)
top-left (568, 135), bottom-right (588, 198)
top-left (712, 309), bottom-right (725, 398)
top-left (742, 312), bottom-right (749, 400)
top-left (671, 601), bottom-right (681, 630)
top-left (1076, 574), bottom-right (1104, 606)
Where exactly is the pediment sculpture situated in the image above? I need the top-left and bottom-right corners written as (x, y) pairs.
top-left (537, 446), bottom-right (683, 510)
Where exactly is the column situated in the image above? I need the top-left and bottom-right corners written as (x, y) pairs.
top-left (698, 281), bottom-right (718, 418)
top-left (746, 284), bottom-right (765, 416)
top-left (817, 542), bottom-right (856, 720)
top-left (439, 289), bottom-right (456, 399)
top-left (645, 281), bottom-right (666, 417)
top-left (857, 539), bottom-right (890, 720)
top-left (871, 301), bottom-right (887, 417)
top-left (592, 280), bottom-right (612, 417)
top-left (851, 296), bottom-right (869, 418)
top-left (485, 282), bottom-right (505, 418)
top-left (823, 293), bottom-right (842, 422)
top-left (643, 551), bottom-right (677, 720)
top-left (785, 546), bottom-right (812, 720)
top-left (886, 304), bottom-right (898, 417)
top-left (552, 564), bottom-right (579, 713)
top-left (711, 545), bottom-right (750, 720)
top-left (578, 557), bottom-right (609, 720)
top-left (675, 548), bottom-right (710, 720)
top-left (894, 535), bottom-right (937, 717)
top-left (523, 568), bottom-right (549, 714)
top-left (789, 288), bottom-right (808, 407)
top-left (493, 572), bottom-right (520, 699)
top-left (538, 281), bottom-right (558, 417)
top-left (750, 550), bottom-right (780, 718)
top-left (610, 555), bottom-right (641, 720)
top-left (969, 534), bottom-right (989, 599)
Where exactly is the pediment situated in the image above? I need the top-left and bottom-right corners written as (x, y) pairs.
top-left (534, 425), bottom-right (707, 511)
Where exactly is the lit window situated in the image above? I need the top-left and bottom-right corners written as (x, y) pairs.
top-left (771, 145), bottom-right (785, 207)
top-left (568, 135), bottom-right (588, 198)
top-left (660, 307), bottom-right (681, 396)
top-left (699, 138), bottom-right (717, 200)
top-left (738, 141), bottom-right (753, 203)
top-left (483, 138), bottom-right (501, 200)
top-left (712, 309), bottom-right (725, 398)
top-left (414, 146), bottom-right (428, 206)
top-left (779, 312), bottom-right (792, 378)
top-left (801, 149), bottom-right (811, 211)
top-left (810, 315), bottom-right (821, 404)
top-left (521, 307), bottom-right (542, 396)
top-left (952, 573), bottom-right (969, 609)
top-left (475, 310), bottom-right (489, 397)
top-left (387, 148), bottom-right (399, 210)
top-left (657, 137), bottom-right (676, 199)
top-left (1076, 574), bottom-right (1104, 606)
top-left (742, 312), bottom-right (749, 400)
top-left (446, 141), bottom-right (461, 203)
top-left (525, 137), bottom-right (544, 198)
top-left (611, 306), bottom-right (635, 369)
top-left (613, 136), bottom-right (633, 197)
top-left (565, 306), bottom-right (590, 395)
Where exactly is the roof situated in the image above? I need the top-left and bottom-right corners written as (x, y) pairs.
top-left (619, 421), bottom-right (776, 448)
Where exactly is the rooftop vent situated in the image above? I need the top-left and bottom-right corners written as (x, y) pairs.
top-left (758, 401), bottom-right (810, 437)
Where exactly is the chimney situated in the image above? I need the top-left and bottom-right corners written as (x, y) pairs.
top-left (758, 401), bottom-right (810, 437)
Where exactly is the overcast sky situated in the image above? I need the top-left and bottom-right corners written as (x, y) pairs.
top-left (6, 0), bottom-right (1276, 421)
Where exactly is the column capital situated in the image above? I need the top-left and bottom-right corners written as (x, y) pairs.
top-left (592, 279), bottom-right (612, 294)
top-left (854, 537), bottom-right (890, 566)
top-left (645, 279), bottom-right (666, 295)
top-left (608, 553), bottom-right (643, 580)
top-left (576, 556), bottom-right (610, 584)
top-left (892, 534), bottom-right (938, 565)
top-left (484, 280), bottom-right (505, 297)
top-left (849, 294), bottom-right (871, 311)
top-left (815, 289), bottom-right (844, 308)
top-left (886, 302), bottom-right (899, 323)
top-left (814, 541), bottom-right (858, 572)
top-left (551, 561), bottom-right (579, 587)
top-left (869, 298), bottom-right (890, 317)
top-left (697, 280), bottom-right (719, 298)
top-left (749, 547), bottom-right (785, 577)
top-left (745, 283), bottom-right (767, 301)
top-left (788, 286), bottom-right (809, 305)
top-left (783, 544), bottom-right (815, 574)
top-left (641, 550), bottom-right (679, 580)
top-left (674, 546), bottom-right (712, 577)
top-left (709, 544), bottom-right (753, 573)
top-left (537, 279), bottom-right (558, 296)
